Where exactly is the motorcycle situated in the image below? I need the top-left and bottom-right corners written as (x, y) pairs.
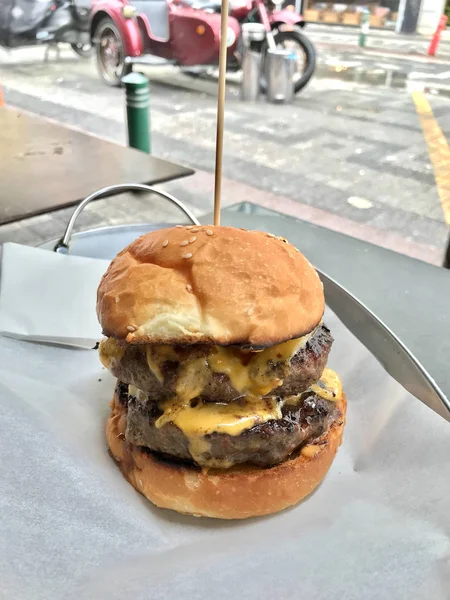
top-left (185, 0), bottom-right (316, 93)
top-left (0, 0), bottom-right (92, 58)
top-left (91, 0), bottom-right (241, 86)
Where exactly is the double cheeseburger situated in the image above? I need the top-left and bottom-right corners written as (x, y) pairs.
top-left (97, 226), bottom-right (346, 519)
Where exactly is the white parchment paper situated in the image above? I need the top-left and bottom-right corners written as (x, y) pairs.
top-left (1, 310), bottom-right (449, 600)
top-left (0, 243), bottom-right (109, 348)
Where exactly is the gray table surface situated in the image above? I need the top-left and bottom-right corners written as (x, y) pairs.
top-left (206, 203), bottom-right (450, 402)
top-left (0, 107), bottom-right (194, 225)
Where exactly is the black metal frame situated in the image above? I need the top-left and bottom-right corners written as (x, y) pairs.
top-left (444, 235), bottom-right (450, 269)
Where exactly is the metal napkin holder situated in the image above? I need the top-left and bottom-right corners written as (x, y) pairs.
top-left (52, 183), bottom-right (200, 255)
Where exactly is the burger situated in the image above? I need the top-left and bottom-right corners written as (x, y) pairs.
top-left (97, 226), bottom-right (346, 519)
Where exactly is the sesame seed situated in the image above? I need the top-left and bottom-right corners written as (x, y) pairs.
top-left (191, 227), bottom-right (199, 233)
top-left (180, 240), bottom-right (189, 246)
top-left (267, 233), bottom-right (276, 238)
top-left (176, 225), bottom-right (183, 228)
top-left (162, 240), bottom-right (169, 248)
top-left (127, 325), bottom-right (136, 332)
top-left (183, 252), bottom-right (193, 259)
top-left (206, 229), bottom-right (213, 236)
top-left (189, 236), bottom-right (197, 243)
top-left (186, 284), bottom-right (193, 293)
top-left (247, 307), bottom-right (254, 316)
top-left (186, 226), bottom-right (194, 230)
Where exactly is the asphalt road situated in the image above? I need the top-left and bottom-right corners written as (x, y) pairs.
top-left (1, 40), bottom-right (449, 264)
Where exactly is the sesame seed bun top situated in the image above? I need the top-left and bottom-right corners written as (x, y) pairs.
top-left (96, 226), bottom-right (324, 347)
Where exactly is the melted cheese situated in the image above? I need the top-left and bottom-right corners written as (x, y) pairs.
top-left (145, 345), bottom-right (178, 383)
top-left (154, 368), bottom-right (342, 433)
top-left (301, 444), bottom-right (321, 458)
top-left (310, 368), bottom-right (342, 402)
top-left (175, 357), bottom-right (210, 403)
top-left (98, 337), bottom-right (125, 371)
top-left (208, 333), bottom-right (316, 397)
top-left (208, 348), bottom-right (252, 393)
top-left (156, 395), bottom-right (281, 435)
top-left (156, 395), bottom-right (282, 464)
top-left (187, 436), bottom-right (215, 467)
top-left (180, 332), bottom-right (314, 398)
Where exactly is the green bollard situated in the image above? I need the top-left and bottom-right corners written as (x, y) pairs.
top-left (122, 72), bottom-right (151, 154)
top-left (359, 12), bottom-right (370, 48)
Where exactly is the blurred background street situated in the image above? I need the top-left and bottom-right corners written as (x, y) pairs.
top-left (1, 18), bottom-right (450, 265)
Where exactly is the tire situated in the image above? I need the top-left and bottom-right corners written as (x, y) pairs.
top-left (95, 18), bottom-right (132, 87)
top-left (71, 42), bottom-right (94, 58)
top-left (260, 29), bottom-right (316, 95)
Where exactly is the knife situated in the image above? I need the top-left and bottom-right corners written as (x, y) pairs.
top-left (317, 268), bottom-right (450, 423)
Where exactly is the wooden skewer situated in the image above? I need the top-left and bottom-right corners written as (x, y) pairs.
top-left (213, 0), bottom-right (230, 227)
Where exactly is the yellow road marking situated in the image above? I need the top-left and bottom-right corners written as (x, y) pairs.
top-left (412, 91), bottom-right (450, 225)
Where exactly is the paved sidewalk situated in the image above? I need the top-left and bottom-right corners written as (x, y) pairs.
top-left (307, 23), bottom-right (450, 60)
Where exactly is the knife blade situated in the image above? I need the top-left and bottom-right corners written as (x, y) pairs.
top-left (317, 268), bottom-right (450, 423)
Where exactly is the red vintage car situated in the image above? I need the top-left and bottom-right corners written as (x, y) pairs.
top-left (90, 0), bottom-right (315, 92)
top-left (90, 0), bottom-right (239, 85)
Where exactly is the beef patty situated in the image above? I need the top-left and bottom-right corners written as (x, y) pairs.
top-left (109, 325), bottom-right (333, 403)
top-left (116, 381), bottom-right (341, 469)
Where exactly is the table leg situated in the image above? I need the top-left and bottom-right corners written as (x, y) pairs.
top-left (444, 233), bottom-right (450, 269)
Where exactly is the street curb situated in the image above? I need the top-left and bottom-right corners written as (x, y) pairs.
top-left (317, 42), bottom-right (450, 65)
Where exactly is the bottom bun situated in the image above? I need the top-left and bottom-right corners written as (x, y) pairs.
top-left (106, 392), bottom-right (346, 520)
